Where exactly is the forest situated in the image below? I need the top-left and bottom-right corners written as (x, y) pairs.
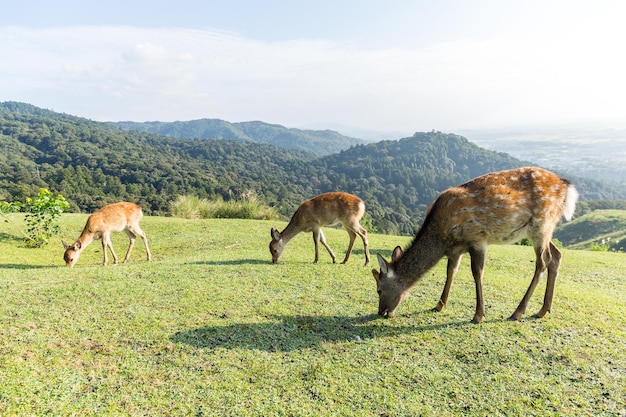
top-left (2, 101), bottom-right (625, 235)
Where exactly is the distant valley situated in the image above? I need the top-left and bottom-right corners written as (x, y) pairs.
top-left (460, 127), bottom-right (626, 185)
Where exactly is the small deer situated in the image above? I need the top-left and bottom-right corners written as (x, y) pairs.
top-left (372, 166), bottom-right (579, 323)
top-left (270, 192), bottom-right (370, 266)
top-left (63, 202), bottom-right (152, 267)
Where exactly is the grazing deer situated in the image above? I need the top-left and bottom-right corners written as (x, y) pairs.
top-left (63, 202), bottom-right (152, 267)
top-left (270, 192), bottom-right (370, 266)
top-left (372, 166), bottom-right (578, 323)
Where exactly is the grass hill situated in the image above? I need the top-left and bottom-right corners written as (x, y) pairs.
top-left (555, 209), bottom-right (626, 251)
top-left (111, 118), bottom-right (366, 156)
top-left (1, 215), bottom-right (625, 415)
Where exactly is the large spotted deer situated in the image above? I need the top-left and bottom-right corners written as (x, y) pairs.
top-left (372, 167), bottom-right (578, 323)
top-left (270, 192), bottom-right (370, 266)
top-left (63, 202), bottom-right (152, 267)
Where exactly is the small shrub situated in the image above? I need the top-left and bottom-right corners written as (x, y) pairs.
top-left (516, 238), bottom-right (563, 249)
top-left (360, 212), bottom-right (378, 234)
top-left (170, 194), bottom-right (280, 220)
top-left (169, 195), bottom-right (210, 219)
top-left (589, 241), bottom-right (610, 252)
top-left (0, 188), bottom-right (70, 247)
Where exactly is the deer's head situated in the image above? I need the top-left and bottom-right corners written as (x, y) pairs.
top-left (62, 240), bottom-right (81, 268)
top-left (269, 228), bottom-right (285, 263)
top-left (372, 247), bottom-right (407, 318)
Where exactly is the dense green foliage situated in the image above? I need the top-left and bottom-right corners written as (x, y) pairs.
top-left (2, 101), bottom-right (625, 236)
top-left (311, 134), bottom-right (526, 234)
top-left (0, 102), bottom-right (315, 215)
top-left (576, 199), bottom-right (626, 216)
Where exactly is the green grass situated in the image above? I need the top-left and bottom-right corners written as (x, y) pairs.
top-left (1, 214), bottom-right (625, 416)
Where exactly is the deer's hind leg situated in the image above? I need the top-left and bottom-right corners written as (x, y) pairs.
top-left (127, 224), bottom-right (151, 261)
top-left (359, 226), bottom-right (370, 266)
top-left (122, 228), bottom-right (137, 263)
top-left (535, 241), bottom-right (562, 318)
top-left (509, 242), bottom-right (551, 320)
top-left (341, 229), bottom-right (357, 264)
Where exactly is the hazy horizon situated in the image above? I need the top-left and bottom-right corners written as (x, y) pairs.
top-left (3, 1), bottom-right (626, 136)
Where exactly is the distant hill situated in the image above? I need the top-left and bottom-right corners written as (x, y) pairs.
top-left (556, 209), bottom-right (626, 251)
top-left (2, 101), bottom-right (626, 238)
top-left (110, 119), bottom-right (366, 156)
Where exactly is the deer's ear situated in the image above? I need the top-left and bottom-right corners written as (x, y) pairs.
top-left (372, 269), bottom-right (380, 284)
top-left (270, 228), bottom-right (280, 240)
top-left (376, 253), bottom-right (389, 274)
top-left (62, 240), bottom-right (69, 250)
top-left (391, 246), bottom-right (403, 262)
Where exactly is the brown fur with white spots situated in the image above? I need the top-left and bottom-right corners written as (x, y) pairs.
top-left (270, 192), bottom-right (370, 265)
top-left (373, 166), bottom-right (578, 323)
top-left (63, 202), bottom-right (152, 267)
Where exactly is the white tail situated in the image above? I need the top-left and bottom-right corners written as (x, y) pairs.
top-left (270, 192), bottom-right (370, 266)
top-left (372, 166), bottom-right (578, 323)
top-left (62, 202), bottom-right (152, 267)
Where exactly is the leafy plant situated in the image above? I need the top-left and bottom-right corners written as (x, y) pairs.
top-left (0, 188), bottom-right (70, 247)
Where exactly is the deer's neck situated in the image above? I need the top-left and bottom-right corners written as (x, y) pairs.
top-left (279, 211), bottom-right (306, 243)
top-left (395, 221), bottom-right (446, 288)
top-left (75, 226), bottom-right (96, 250)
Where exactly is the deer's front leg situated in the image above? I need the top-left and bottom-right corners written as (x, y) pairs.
top-left (316, 229), bottom-right (337, 263)
top-left (434, 255), bottom-right (462, 312)
top-left (123, 234), bottom-right (136, 263)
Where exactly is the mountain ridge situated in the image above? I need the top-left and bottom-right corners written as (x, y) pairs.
top-left (2, 101), bottom-right (625, 235)
top-left (110, 118), bottom-right (366, 156)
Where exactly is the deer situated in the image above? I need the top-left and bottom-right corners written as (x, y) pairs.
top-left (62, 202), bottom-right (152, 267)
top-left (270, 192), bottom-right (371, 266)
top-left (372, 166), bottom-right (579, 324)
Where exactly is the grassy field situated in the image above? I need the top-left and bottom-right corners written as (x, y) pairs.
top-left (1, 214), bottom-right (625, 416)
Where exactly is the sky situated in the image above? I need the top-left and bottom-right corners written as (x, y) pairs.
top-left (2, 0), bottom-right (626, 138)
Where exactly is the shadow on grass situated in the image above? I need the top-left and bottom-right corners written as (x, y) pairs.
top-left (0, 263), bottom-right (57, 269)
top-left (189, 259), bottom-right (269, 266)
top-left (0, 232), bottom-right (22, 243)
top-left (171, 313), bottom-right (470, 352)
top-left (191, 257), bottom-right (378, 266)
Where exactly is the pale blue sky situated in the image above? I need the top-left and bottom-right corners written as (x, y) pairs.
top-left (2, 1), bottom-right (625, 137)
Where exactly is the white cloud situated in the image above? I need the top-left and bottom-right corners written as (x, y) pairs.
top-left (1, 21), bottom-right (626, 132)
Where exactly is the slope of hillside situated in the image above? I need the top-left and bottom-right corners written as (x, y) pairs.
top-left (555, 209), bottom-right (626, 251)
top-left (2, 101), bottom-right (625, 238)
top-left (309, 132), bottom-right (528, 234)
top-left (0, 102), bottom-right (317, 215)
top-left (111, 118), bottom-right (366, 156)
